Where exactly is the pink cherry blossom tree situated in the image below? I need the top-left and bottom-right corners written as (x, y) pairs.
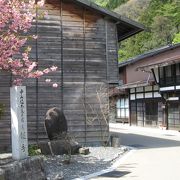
top-left (0, 0), bottom-right (57, 86)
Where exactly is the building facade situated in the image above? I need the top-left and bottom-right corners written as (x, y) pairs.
top-left (116, 43), bottom-right (180, 131)
top-left (0, 0), bottom-right (143, 152)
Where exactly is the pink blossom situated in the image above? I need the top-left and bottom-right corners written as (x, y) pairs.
top-left (43, 68), bottom-right (51, 74)
top-left (52, 83), bottom-right (58, 88)
top-left (13, 79), bottom-right (23, 86)
top-left (45, 79), bottom-right (51, 83)
top-left (32, 35), bottom-right (38, 39)
top-left (28, 62), bottom-right (37, 73)
top-left (0, 0), bottom-right (57, 86)
top-left (50, 66), bottom-right (58, 72)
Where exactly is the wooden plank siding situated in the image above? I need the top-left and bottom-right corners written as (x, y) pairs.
top-left (0, 0), bottom-right (119, 151)
top-left (106, 22), bottom-right (119, 82)
top-left (0, 72), bottom-right (11, 152)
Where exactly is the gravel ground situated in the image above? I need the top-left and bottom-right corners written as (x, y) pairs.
top-left (44, 146), bottom-right (128, 180)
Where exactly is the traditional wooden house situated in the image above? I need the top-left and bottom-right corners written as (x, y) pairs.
top-left (116, 43), bottom-right (180, 130)
top-left (0, 0), bottom-right (144, 152)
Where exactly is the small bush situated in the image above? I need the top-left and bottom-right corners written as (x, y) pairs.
top-left (28, 144), bottom-right (41, 156)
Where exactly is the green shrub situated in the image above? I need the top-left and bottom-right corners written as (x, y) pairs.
top-left (28, 144), bottom-right (41, 156)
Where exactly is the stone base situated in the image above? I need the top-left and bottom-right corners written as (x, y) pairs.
top-left (111, 135), bottom-right (120, 148)
top-left (39, 139), bottom-right (81, 155)
top-left (79, 147), bottom-right (90, 155)
top-left (0, 156), bottom-right (46, 180)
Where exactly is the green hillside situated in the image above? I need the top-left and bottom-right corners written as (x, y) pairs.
top-left (91, 0), bottom-right (128, 10)
top-left (92, 0), bottom-right (180, 62)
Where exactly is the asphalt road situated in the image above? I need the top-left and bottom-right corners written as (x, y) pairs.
top-left (91, 124), bottom-right (180, 180)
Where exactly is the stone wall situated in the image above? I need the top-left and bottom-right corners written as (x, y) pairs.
top-left (0, 157), bottom-right (45, 180)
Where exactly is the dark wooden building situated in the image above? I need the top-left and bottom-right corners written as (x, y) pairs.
top-left (116, 43), bottom-right (180, 130)
top-left (0, 0), bottom-right (143, 151)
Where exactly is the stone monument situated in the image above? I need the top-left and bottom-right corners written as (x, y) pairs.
top-left (39, 107), bottom-right (81, 155)
top-left (45, 107), bottom-right (67, 140)
top-left (10, 86), bottom-right (28, 160)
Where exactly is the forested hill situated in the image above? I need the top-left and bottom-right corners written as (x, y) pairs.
top-left (91, 0), bottom-right (180, 62)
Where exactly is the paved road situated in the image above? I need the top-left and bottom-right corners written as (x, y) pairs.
top-left (91, 124), bottom-right (180, 180)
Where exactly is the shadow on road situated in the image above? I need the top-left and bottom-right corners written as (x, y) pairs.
top-left (98, 170), bottom-right (131, 178)
top-left (111, 131), bottom-right (180, 149)
top-left (93, 163), bottom-right (137, 179)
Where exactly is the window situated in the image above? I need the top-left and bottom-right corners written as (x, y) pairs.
top-left (165, 66), bottom-right (172, 78)
top-left (159, 67), bottom-right (164, 79)
top-left (159, 67), bottom-right (165, 86)
top-left (176, 64), bottom-right (180, 75)
top-left (137, 100), bottom-right (144, 126)
top-left (130, 101), bottom-right (136, 125)
top-left (176, 64), bottom-right (180, 84)
top-left (165, 66), bottom-right (173, 86)
top-left (145, 101), bottom-right (158, 125)
top-left (168, 103), bottom-right (180, 130)
top-left (159, 65), bottom-right (176, 86)
top-left (116, 98), bottom-right (129, 118)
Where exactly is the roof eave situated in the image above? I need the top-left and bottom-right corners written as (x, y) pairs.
top-left (137, 55), bottom-right (180, 72)
top-left (118, 28), bottom-right (144, 41)
top-left (118, 43), bottom-right (180, 68)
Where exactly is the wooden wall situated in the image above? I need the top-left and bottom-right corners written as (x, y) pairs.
top-left (0, 72), bottom-right (11, 152)
top-left (106, 21), bottom-right (119, 82)
top-left (0, 0), bottom-right (119, 151)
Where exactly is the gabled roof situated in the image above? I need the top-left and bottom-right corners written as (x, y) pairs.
top-left (119, 43), bottom-right (180, 68)
top-left (66, 0), bottom-right (145, 41)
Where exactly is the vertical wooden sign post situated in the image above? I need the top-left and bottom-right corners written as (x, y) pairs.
top-left (10, 86), bottom-right (28, 160)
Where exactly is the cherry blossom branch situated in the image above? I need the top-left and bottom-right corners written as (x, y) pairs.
top-left (0, 0), bottom-right (58, 87)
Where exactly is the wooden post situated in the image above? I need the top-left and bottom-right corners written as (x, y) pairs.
top-left (10, 86), bottom-right (28, 160)
top-left (162, 102), bottom-right (168, 130)
top-left (165, 102), bottom-right (168, 130)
